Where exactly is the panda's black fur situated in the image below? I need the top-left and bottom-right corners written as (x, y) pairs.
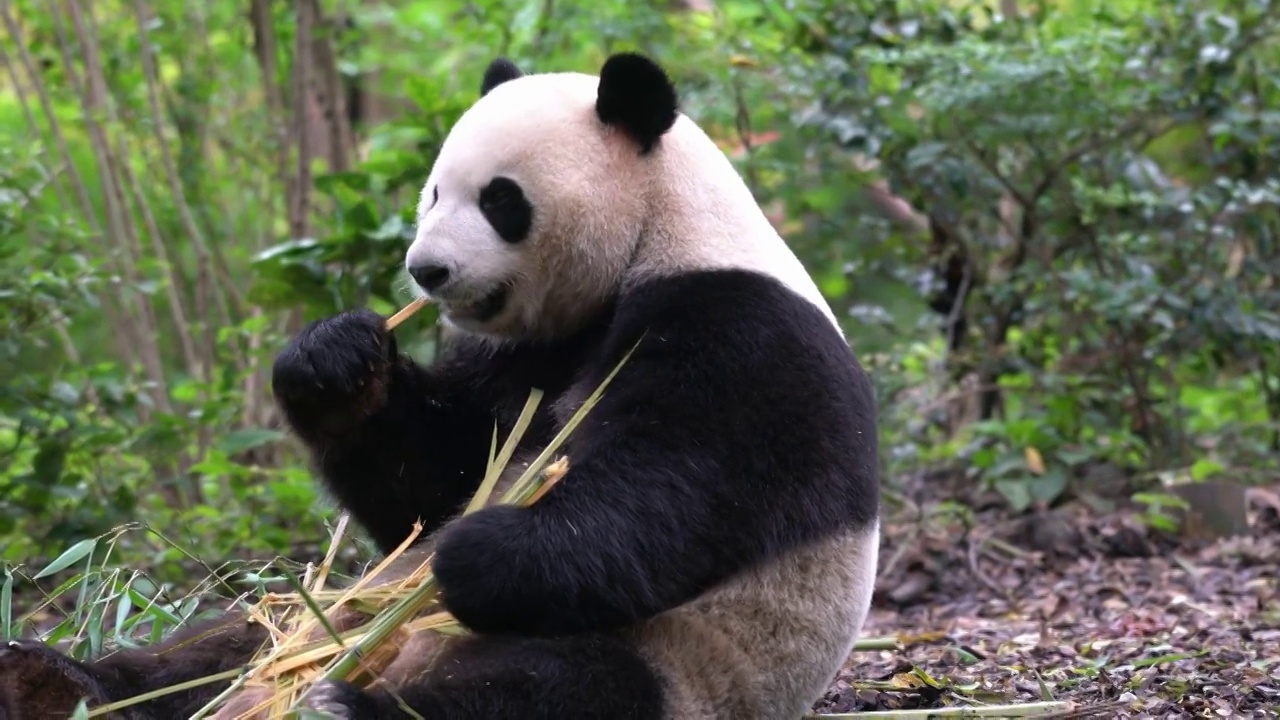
top-left (0, 51), bottom-right (879, 720)
top-left (275, 268), bottom-right (876, 717)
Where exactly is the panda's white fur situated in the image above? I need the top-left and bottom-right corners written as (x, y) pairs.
top-left (405, 70), bottom-right (840, 342)
top-left (630, 529), bottom-right (880, 718)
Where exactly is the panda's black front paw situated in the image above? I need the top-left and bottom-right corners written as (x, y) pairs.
top-left (433, 506), bottom-right (572, 636)
top-left (272, 308), bottom-right (398, 441)
top-left (303, 679), bottom-right (396, 718)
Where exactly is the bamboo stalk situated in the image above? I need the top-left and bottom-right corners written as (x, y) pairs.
top-left (88, 668), bottom-right (246, 717)
top-left (0, 1), bottom-right (98, 234)
top-left (131, 0), bottom-right (245, 323)
top-left (115, 127), bottom-right (207, 386)
top-left (49, 0), bottom-right (179, 444)
top-left (290, 0), bottom-right (314, 242)
top-left (850, 635), bottom-right (900, 651)
top-left (0, 1), bottom-right (146, 377)
top-left (385, 297), bottom-right (428, 330)
top-left (110, 309), bottom-right (645, 716)
top-left (0, 37), bottom-right (71, 212)
top-left (807, 701), bottom-right (1075, 718)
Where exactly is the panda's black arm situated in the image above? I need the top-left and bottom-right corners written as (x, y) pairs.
top-left (428, 270), bottom-right (881, 637)
top-left (305, 357), bottom-right (499, 553)
top-left (272, 310), bottom-right (502, 554)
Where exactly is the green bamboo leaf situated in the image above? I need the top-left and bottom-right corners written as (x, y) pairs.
top-left (33, 538), bottom-right (98, 579)
top-left (280, 566), bottom-right (345, 648)
top-left (113, 589), bottom-right (133, 642)
top-left (1, 566), bottom-right (13, 641)
top-left (469, 389), bottom-right (543, 515)
top-left (500, 334), bottom-right (644, 504)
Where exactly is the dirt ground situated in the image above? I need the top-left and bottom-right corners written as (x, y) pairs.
top-left (810, 478), bottom-right (1280, 718)
top-left (8, 472), bottom-right (1277, 718)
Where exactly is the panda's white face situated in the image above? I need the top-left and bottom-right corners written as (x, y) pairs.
top-left (406, 54), bottom-right (837, 341)
top-left (405, 70), bottom-right (651, 341)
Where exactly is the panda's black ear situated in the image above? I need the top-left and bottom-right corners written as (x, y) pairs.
top-left (481, 57), bottom-right (523, 96)
top-left (595, 52), bottom-right (679, 155)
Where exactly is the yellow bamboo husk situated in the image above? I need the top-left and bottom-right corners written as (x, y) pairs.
top-left (218, 436), bottom-right (573, 717)
top-left (89, 304), bottom-right (637, 719)
top-left (200, 306), bottom-right (632, 718)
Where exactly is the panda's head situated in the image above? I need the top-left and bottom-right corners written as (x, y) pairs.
top-left (405, 53), bottom-right (683, 340)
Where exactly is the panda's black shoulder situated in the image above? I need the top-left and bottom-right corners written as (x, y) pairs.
top-left (604, 268), bottom-right (868, 393)
top-left (578, 268), bottom-right (879, 524)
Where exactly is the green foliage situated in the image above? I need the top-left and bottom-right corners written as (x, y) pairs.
top-left (1131, 491), bottom-right (1191, 534)
top-left (2, 0), bottom-right (1279, 622)
top-left (0, 525), bottom-right (311, 664)
top-left (794, 0), bottom-right (1280, 508)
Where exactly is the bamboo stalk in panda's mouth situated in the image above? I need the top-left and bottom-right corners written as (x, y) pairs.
top-left (385, 297), bottom-right (429, 330)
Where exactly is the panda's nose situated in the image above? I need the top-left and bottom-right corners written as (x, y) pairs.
top-left (409, 263), bottom-right (451, 292)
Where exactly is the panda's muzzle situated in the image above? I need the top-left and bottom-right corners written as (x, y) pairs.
top-left (442, 284), bottom-right (510, 323)
top-left (472, 285), bottom-right (510, 321)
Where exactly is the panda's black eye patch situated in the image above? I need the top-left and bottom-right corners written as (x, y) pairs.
top-left (478, 176), bottom-right (533, 244)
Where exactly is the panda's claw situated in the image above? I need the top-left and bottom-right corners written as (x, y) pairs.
top-left (302, 681), bottom-right (353, 718)
top-left (302, 680), bottom-right (382, 719)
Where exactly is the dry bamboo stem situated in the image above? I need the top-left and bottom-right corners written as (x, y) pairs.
top-left (132, 308), bottom-right (622, 717)
top-left (386, 297), bottom-right (429, 330)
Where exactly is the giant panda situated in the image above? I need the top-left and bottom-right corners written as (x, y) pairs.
top-left (0, 51), bottom-right (880, 720)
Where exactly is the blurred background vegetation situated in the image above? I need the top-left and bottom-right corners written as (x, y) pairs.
top-left (1, 0), bottom-right (1277, 645)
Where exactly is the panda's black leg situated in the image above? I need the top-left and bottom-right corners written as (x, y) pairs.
top-left (0, 609), bottom-right (268, 719)
top-left (303, 633), bottom-right (666, 720)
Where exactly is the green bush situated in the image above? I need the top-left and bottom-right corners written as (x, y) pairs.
top-left (2, 0), bottom-right (1277, 609)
